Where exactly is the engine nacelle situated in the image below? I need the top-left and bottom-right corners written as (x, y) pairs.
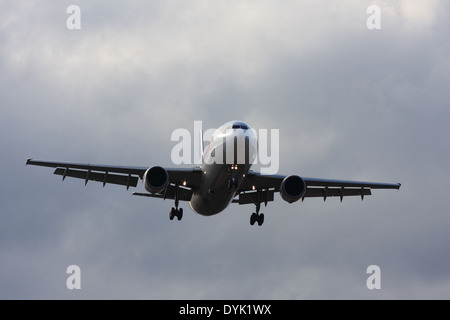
top-left (143, 166), bottom-right (169, 194)
top-left (280, 175), bottom-right (306, 203)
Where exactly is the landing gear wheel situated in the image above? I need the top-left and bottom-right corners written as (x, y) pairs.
top-left (250, 213), bottom-right (264, 226)
top-left (177, 208), bottom-right (183, 221)
top-left (250, 213), bottom-right (257, 226)
top-left (257, 213), bottom-right (264, 226)
top-left (169, 207), bottom-right (176, 220)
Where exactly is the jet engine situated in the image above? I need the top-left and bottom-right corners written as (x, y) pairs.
top-left (280, 175), bottom-right (306, 203)
top-left (143, 166), bottom-right (169, 194)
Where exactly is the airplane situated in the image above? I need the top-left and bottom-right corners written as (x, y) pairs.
top-left (26, 120), bottom-right (401, 226)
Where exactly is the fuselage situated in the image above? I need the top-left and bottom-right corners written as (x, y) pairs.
top-left (189, 121), bottom-right (257, 215)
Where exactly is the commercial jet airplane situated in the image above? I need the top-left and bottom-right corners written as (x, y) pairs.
top-left (26, 120), bottom-right (400, 226)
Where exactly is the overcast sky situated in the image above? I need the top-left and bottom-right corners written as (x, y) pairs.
top-left (1, 0), bottom-right (449, 299)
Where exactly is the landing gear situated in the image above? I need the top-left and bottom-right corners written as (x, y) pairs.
top-left (250, 193), bottom-right (264, 226)
top-left (228, 172), bottom-right (239, 189)
top-left (228, 176), bottom-right (238, 189)
top-left (250, 212), bottom-right (264, 226)
top-left (228, 165), bottom-right (239, 189)
top-left (170, 207), bottom-right (183, 221)
top-left (169, 183), bottom-right (183, 221)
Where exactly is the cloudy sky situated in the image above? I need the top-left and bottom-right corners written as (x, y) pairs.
top-left (1, 0), bottom-right (449, 299)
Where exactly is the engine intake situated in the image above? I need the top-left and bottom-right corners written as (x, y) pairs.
top-left (143, 166), bottom-right (169, 194)
top-left (280, 175), bottom-right (306, 203)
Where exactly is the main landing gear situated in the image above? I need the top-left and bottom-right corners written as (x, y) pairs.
top-left (169, 207), bottom-right (183, 221)
top-left (250, 212), bottom-right (264, 226)
top-left (250, 191), bottom-right (264, 226)
top-left (169, 183), bottom-right (183, 221)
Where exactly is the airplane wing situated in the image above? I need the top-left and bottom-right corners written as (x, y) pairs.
top-left (25, 159), bottom-right (202, 200)
top-left (234, 170), bottom-right (400, 204)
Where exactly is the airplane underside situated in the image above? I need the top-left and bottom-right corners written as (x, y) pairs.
top-left (166, 187), bottom-right (266, 226)
top-left (166, 162), bottom-right (266, 226)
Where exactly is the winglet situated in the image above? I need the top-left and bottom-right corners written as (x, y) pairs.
top-left (26, 158), bottom-right (32, 165)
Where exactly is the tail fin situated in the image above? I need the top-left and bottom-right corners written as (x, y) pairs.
top-left (198, 127), bottom-right (204, 164)
top-left (194, 120), bottom-right (204, 165)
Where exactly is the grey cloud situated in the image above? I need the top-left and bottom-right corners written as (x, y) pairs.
top-left (1, 0), bottom-right (449, 299)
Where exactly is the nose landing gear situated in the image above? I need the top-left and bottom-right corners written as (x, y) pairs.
top-left (228, 175), bottom-right (239, 189)
top-left (228, 164), bottom-right (240, 190)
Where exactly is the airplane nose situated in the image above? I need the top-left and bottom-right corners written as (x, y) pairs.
top-left (223, 131), bottom-right (257, 165)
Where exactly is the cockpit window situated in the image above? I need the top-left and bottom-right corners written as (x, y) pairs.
top-left (232, 123), bottom-right (249, 130)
